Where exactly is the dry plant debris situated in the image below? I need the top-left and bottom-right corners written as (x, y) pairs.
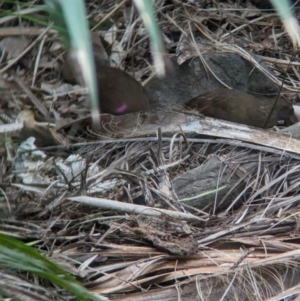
top-left (1, 0), bottom-right (300, 300)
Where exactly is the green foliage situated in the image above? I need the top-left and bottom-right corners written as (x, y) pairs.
top-left (0, 233), bottom-right (107, 301)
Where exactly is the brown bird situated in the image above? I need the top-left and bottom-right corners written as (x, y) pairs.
top-left (96, 65), bottom-right (150, 115)
top-left (62, 45), bottom-right (150, 116)
top-left (186, 89), bottom-right (298, 128)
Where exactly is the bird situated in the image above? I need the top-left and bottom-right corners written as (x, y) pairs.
top-left (62, 38), bottom-right (150, 116)
top-left (95, 65), bottom-right (150, 115)
top-left (185, 89), bottom-right (298, 128)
